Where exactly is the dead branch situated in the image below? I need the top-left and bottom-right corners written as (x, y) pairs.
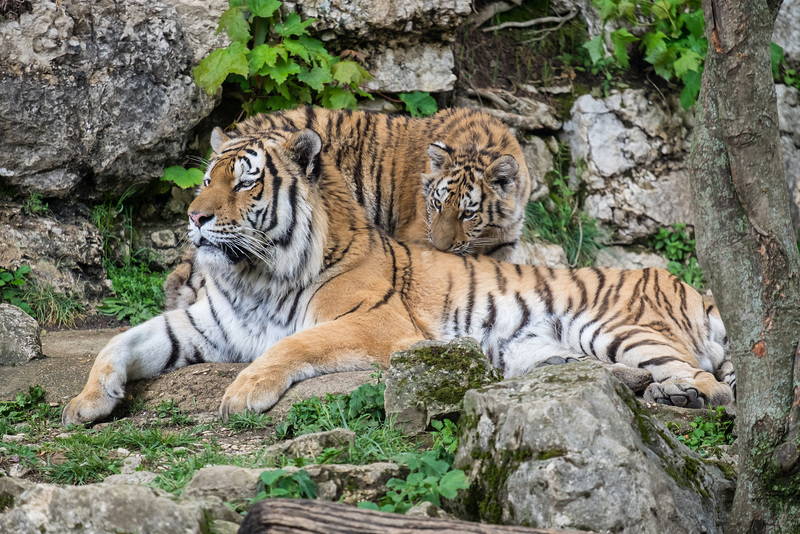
top-left (484, 9), bottom-right (579, 32)
top-left (469, 0), bottom-right (522, 29)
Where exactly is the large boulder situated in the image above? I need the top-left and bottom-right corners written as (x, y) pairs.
top-left (0, 0), bottom-right (225, 199)
top-left (452, 362), bottom-right (734, 533)
top-left (776, 84), bottom-right (800, 230)
top-left (562, 89), bottom-right (694, 243)
top-left (774, 0), bottom-right (800, 66)
top-left (0, 304), bottom-right (42, 366)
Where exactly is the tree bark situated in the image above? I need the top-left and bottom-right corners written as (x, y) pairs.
top-left (238, 499), bottom-right (591, 534)
top-left (689, 0), bottom-right (800, 531)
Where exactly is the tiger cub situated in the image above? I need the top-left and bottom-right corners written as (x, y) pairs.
top-left (64, 127), bottom-right (734, 425)
top-left (163, 106), bottom-right (533, 310)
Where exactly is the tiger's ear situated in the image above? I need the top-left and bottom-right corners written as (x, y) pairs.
top-left (286, 129), bottom-right (323, 182)
top-left (210, 127), bottom-right (230, 154)
top-left (486, 154), bottom-right (519, 196)
top-left (427, 142), bottom-right (453, 173)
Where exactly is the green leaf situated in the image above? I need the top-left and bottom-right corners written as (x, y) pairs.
top-left (583, 35), bottom-right (605, 65)
top-left (771, 42), bottom-right (785, 79)
top-left (320, 86), bottom-right (357, 109)
top-left (274, 12), bottom-right (315, 37)
top-left (331, 60), bottom-right (366, 85)
top-left (284, 38), bottom-right (312, 64)
top-left (674, 49), bottom-right (702, 79)
top-left (357, 502), bottom-right (380, 511)
top-left (245, 0), bottom-right (281, 19)
top-left (194, 42), bottom-right (250, 93)
top-left (217, 6), bottom-right (251, 43)
top-left (298, 35), bottom-right (331, 63)
top-left (617, 0), bottom-right (636, 20)
top-left (679, 69), bottom-right (701, 109)
top-left (438, 469), bottom-right (469, 498)
top-left (609, 28), bottom-right (637, 67)
top-left (398, 92), bottom-right (438, 117)
top-left (262, 57), bottom-right (302, 85)
top-left (297, 66), bottom-right (333, 91)
top-left (162, 166), bottom-right (205, 189)
top-left (248, 44), bottom-right (280, 75)
top-left (260, 469), bottom-right (287, 486)
top-left (595, 0), bottom-right (618, 20)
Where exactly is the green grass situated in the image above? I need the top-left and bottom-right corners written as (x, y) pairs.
top-left (667, 406), bottom-right (735, 458)
top-left (98, 260), bottom-right (167, 326)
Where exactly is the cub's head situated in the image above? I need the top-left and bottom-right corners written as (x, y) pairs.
top-left (187, 127), bottom-right (322, 271)
top-left (422, 142), bottom-right (523, 256)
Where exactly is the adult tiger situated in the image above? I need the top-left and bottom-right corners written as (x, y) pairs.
top-left (63, 128), bottom-right (734, 425)
top-left (163, 106), bottom-right (535, 310)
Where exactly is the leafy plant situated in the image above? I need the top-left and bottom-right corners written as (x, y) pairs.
top-left (194, 0), bottom-right (371, 115)
top-left (154, 400), bottom-right (195, 426)
top-left (226, 411), bottom-right (274, 431)
top-left (585, 0), bottom-right (706, 108)
top-left (23, 193), bottom-right (49, 216)
top-left (97, 261), bottom-right (167, 326)
top-left (650, 223), bottom-right (706, 289)
top-left (0, 265), bottom-right (34, 315)
top-left (0, 385), bottom-right (49, 435)
top-left (524, 152), bottom-right (602, 267)
top-left (358, 422), bottom-right (469, 514)
top-left (162, 166), bottom-right (205, 189)
top-left (771, 42), bottom-right (800, 90)
top-left (252, 468), bottom-right (317, 501)
top-left (398, 92), bottom-right (438, 117)
top-left (8, 277), bottom-right (84, 328)
top-left (673, 406), bottom-right (735, 458)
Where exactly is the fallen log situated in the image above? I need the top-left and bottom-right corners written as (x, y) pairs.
top-left (238, 499), bottom-right (592, 534)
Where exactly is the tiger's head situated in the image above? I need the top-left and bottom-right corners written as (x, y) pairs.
top-left (187, 127), bottom-right (324, 277)
top-left (422, 142), bottom-right (524, 256)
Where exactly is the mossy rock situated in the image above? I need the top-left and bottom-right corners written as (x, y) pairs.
top-left (384, 338), bottom-right (503, 435)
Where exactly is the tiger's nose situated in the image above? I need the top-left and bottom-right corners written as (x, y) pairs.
top-left (189, 211), bottom-right (212, 228)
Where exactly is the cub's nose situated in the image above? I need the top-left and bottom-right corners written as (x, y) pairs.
top-left (189, 211), bottom-right (213, 228)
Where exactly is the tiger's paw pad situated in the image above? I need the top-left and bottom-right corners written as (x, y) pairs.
top-left (643, 380), bottom-right (705, 409)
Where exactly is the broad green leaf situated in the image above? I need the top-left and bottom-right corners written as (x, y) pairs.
top-left (263, 57), bottom-right (301, 85)
top-left (652, 0), bottom-right (673, 21)
top-left (357, 502), bottom-right (380, 511)
top-left (595, 0), bottom-right (618, 20)
top-left (298, 35), bottom-right (331, 62)
top-left (331, 60), bottom-right (366, 85)
top-left (583, 35), bottom-right (605, 65)
top-left (438, 469), bottom-right (469, 498)
top-left (162, 166), bottom-right (204, 189)
top-left (284, 38), bottom-right (312, 63)
top-left (679, 69), bottom-right (702, 109)
top-left (673, 49), bottom-right (702, 79)
top-left (15, 265), bottom-right (31, 275)
top-left (771, 42), bottom-right (785, 79)
top-left (194, 42), bottom-right (250, 93)
top-left (321, 87), bottom-right (358, 109)
top-left (610, 28), bottom-right (637, 67)
top-left (679, 9), bottom-right (705, 39)
top-left (274, 12), bottom-right (315, 37)
top-left (399, 92), bottom-right (438, 117)
top-left (245, 0), bottom-right (281, 19)
top-left (217, 6), bottom-right (251, 42)
top-left (617, 0), bottom-right (636, 20)
top-left (265, 94), bottom-right (296, 110)
top-left (298, 66), bottom-right (333, 91)
top-left (260, 469), bottom-right (287, 486)
top-left (248, 44), bottom-right (279, 75)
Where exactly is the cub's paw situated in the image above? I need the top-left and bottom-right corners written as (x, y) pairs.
top-left (644, 379), bottom-right (705, 409)
top-left (219, 369), bottom-right (288, 421)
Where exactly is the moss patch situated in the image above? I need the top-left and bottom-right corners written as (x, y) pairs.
top-left (461, 447), bottom-right (534, 524)
top-left (0, 491), bottom-right (14, 513)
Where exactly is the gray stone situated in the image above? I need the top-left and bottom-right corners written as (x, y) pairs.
top-left (0, 483), bottom-right (211, 534)
top-left (264, 429), bottom-right (356, 463)
top-left (384, 338), bottom-right (503, 435)
top-left (0, 0), bottom-right (224, 199)
top-left (520, 135), bottom-right (554, 202)
top-left (103, 471), bottom-right (159, 485)
top-left (452, 363), bottom-right (734, 532)
top-left (513, 242), bottom-right (569, 268)
top-left (0, 477), bottom-right (35, 512)
top-left (182, 462), bottom-right (404, 508)
top-left (363, 43), bottom-right (457, 93)
top-left (0, 304), bottom-right (42, 366)
top-left (774, 0), bottom-right (800, 66)
top-left (563, 90), bottom-right (694, 242)
top-left (594, 245), bottom-right (669, 270)
top-left (777, 84), bottom-right (800, 230)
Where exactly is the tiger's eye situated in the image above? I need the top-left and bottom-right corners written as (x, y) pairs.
top-left (433, 199), bottom-right (442, 210)
top-left (462, 210), bottom-right (477, 220)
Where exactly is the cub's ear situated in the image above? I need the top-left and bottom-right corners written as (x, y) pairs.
top-left (210, 127), bottom-right (231, 154)
top-left (427, 142), bottom-right (453, 173)
top-left (286, 129), bottom-right (323, 181)
top-left (486, 154), bottom-right (519, 195)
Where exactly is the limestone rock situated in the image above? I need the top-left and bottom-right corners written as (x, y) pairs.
top-left (384, 338), bottom-right (503, 435)
top-left (777, 84), bottom-right (800, 230)
top-left (563, 90), bottom-right (694, 243)
top-left (182, 462), bottom-right (404, 508)
top-left (362, 43), bottom-right (457, 93)
top-left (0, 0), bottom-right (225, 199)
top-left (520, 135), bottom-right (555, 203)
top-left (452, 362), bottom-right (734, 532)
top-left (594, 245), bottom-right (669, 270)
top-left (513, 242), bottom-right (569, 269)
top-left (0, 483), bottom-right (211, 534)
top-left (0, 304), bottom-right (42, 366)
top-left (774, 0), bottom-right (800, 66)
top-left (264, 429), bottom-right (356, 463)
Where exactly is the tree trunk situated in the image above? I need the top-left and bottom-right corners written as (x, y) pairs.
top-left (689, 0), bottom-right (800, 531)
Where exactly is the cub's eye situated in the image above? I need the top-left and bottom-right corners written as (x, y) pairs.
top-left (462, 210), bottom-right (477, 220)
top-left (432, 199), bottom-right (442, 211)
top-left (202, 177), bottom-right (210, 187)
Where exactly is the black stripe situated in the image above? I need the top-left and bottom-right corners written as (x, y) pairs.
top-left (335, 301), bottom-right (364, 320)
top-left (164, 317), bottom-right (181, 371)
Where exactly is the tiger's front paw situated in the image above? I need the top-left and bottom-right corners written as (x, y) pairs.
top-left (219, 368), bottom-right (289, 421)
top-left (644, 379), bottom-right (705, 409)
top-left (62, 365), bottom-right (126, 426)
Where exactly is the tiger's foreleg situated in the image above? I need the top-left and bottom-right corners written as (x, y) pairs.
top-left (62, 309), bottom-right (212, 425)
top-left (219, 312), bottom-right (424, 420)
